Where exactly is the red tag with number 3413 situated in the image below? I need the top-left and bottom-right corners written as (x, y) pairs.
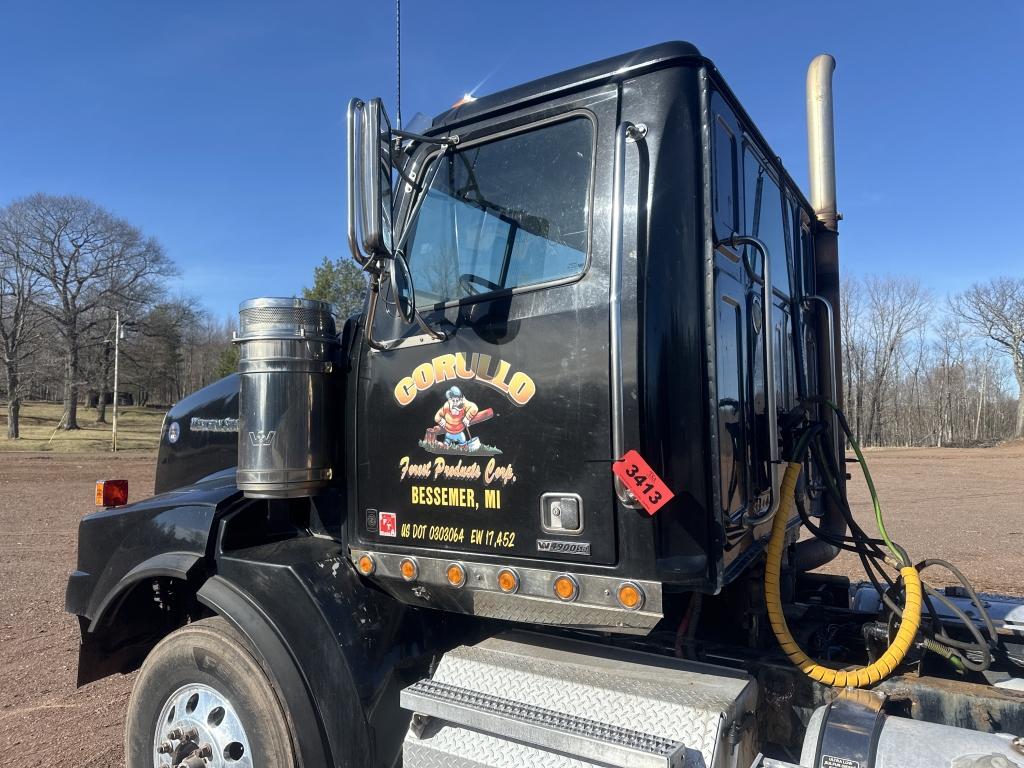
top-left (612, 450), bottom-right (675, 515)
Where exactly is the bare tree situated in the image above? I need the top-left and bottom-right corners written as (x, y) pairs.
top-left (951, 277), bottom-right (1024, 438)
top-left (14, 194), bottom-right (175, 429)
top-left (0, 204), bottom-right (43, 438)
top-left (841, 276), bottom-right (868, 440)
top-left (861, 276), bottom-right (931, 444)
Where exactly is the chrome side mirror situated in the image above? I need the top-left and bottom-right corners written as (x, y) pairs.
top-left (347, 98), bottom-right (394, 264)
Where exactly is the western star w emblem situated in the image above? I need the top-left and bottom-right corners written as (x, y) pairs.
top-left (248, 430), bottom-right (276, 447)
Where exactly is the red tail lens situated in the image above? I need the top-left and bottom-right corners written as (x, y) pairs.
top-left (95, 480), bottom-right (128, 508)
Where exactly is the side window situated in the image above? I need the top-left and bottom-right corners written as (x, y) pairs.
top-left (742, 146), bottom-right (789, 297)
top-left (404, 117), bottom-right (593, 306)
top-left (713, 116), bottom-right (738, 237)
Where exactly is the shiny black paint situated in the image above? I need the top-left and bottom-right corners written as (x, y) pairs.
top-left (67, 40), bottom-right (838, 764)
top-left (67, 470), bottom-right (239, 626)
top-left (206, 532), bottom-right (472, 768)
top-left (353, 84), bottom-right (630, 574)
top-left (353, 42), bottom-right (827, 595)
top-left (68, 469), bottom-right (470, 767)
top-left (154, 374), bottom-right (239, 495)
top-left (67, 471), bottom-right (240, 684)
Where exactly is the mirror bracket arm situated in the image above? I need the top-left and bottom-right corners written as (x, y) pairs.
top-left (362, 267), bottom-right (391, 351)
top-left (392, 128), bottom-right (459, 147)
top-left (412, 310), bottom-right (446, 342)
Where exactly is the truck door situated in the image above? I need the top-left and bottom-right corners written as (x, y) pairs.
top-left (352, 90), bottom-right (619, 567)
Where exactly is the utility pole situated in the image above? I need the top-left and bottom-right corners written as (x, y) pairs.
top-left (112, 310), bottom-right (120, 452)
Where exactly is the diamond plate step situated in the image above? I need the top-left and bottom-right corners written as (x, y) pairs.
top-left (402, 679), bottom-right (685, 768)
top-left (401, 631), bottom-right (758, 768)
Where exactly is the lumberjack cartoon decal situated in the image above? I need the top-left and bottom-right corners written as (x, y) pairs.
top-left (395, 352), bottom-right (534, 458)
top-left (435, 387), bottom-right (476, 446)
top-left (420, 386), bottom-right (501, 457)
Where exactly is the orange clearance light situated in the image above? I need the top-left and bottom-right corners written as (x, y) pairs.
top-left (616, 582), bottom-right (645, 611)
top-left (95, 480), bottom-right (128, 508)
top-left (446, 563), bottom-right (466, 588)
top-left (356, 554), bottom-right (376, 575)
top-left (553, 574), bottom-right (579, 602)
top-left (399, 558), bottom-right (419, 582)
top-left (496, 568), bottom-right (520, 594)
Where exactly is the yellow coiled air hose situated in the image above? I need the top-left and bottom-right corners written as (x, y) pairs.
top-left (764, 462), bottom-right (922, 687)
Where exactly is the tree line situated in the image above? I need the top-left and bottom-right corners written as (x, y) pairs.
top-left (0, 194), bottom-right (368, 440)
top-left (2, 194), bottom-right (1020, 446)
top-left (840, 274), bottom-right (1023, 446)
top-left (0, 194), bottom-right (238, 437)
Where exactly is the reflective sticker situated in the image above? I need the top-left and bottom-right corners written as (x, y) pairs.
top-left (821, 757), bottom-right (861, 768)
top-left (379, 511), bottom-right (397, 537)
top-left (612, 450), bottom-right (675, 515)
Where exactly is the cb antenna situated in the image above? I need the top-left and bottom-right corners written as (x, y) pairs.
top-left (395, 0), bottom-right (402, 129)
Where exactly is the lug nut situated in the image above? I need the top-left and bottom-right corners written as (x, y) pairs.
top-left (177, 756), bottom-right (208, 768)
top-left (166, 728), bottom-right (183, 740)
top-left (157, 741), bottom-right (174, 754)
top-left (197, 743), bottom-right (213, 759)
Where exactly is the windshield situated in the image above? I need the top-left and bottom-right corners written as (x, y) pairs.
top-left (402, 116), bottom-right (594, 306)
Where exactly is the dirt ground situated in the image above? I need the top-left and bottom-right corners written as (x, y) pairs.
top-left (1, 444), bottom-right (1022, 766)
top-left (1, 452), bottom-right (156, 767)
top-left (817, 442), bottom-right (1024, 593)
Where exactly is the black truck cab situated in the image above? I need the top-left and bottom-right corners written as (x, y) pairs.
top-left (74, 42), bottom-right (1015, 768)
top-left (345, 41), bottom-right (833, 632)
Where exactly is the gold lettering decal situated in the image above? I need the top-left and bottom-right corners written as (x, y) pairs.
top-left (394, 376), bottom-right (418, 406)
top-left (507, 371), bottom-right (536, 405)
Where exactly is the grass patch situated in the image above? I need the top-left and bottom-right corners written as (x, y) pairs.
top-left (0, 401), bottom-right (164, 452)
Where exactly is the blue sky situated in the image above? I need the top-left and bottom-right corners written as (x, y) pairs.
top-left (2, 1), bottom-right (1021, 318)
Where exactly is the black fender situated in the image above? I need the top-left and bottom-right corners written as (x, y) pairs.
top-left (198, 574), bottom-right (333, 768)
top-left (203, 530), bottom-right (472, 768)
top-left (66, 470), bottom-right (242, 684)
top-left (68, 471), bottom-right (482, 767)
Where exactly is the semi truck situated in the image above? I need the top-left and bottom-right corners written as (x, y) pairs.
top-left (67, 42), bottom-right (1024, 768)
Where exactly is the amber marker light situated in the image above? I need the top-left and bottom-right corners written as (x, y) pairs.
top-left (95, 480), bottom-right (128, 508)
top-left (496, 568), bottom-right (520, 594)
top-left (399, 558), bottom-right (419, 582)
top-left (553, 574), bottom-right (579, 602)
top-left (446, 563), bottom-right (466, 588)
top-left (616, 581), bottom-right (645, 611)
top-left (356, 554), bottom-right (375, 575)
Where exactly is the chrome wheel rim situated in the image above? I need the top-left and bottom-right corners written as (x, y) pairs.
top-left (153, 682), bottom-right (253, 768)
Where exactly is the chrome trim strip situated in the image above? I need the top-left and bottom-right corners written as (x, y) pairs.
top-left (350, 549), bottom-right (662, 634)
top-left (610, 120), bottom-right (644, 508)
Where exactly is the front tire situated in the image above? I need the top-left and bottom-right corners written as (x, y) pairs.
top-left (125, 617), bottom-right (295, 768)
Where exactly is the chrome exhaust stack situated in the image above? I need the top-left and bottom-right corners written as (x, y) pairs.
top-left (806, 54), bottom-right (839, 232)
top-left (795, 54), bottom-right (847, 572)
